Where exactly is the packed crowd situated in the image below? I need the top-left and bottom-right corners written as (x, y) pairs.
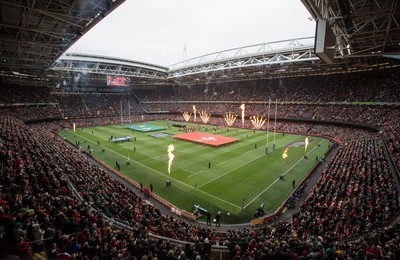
top-left (248, 134), bottom-right (400, 259)
top-left (293, 134), bottom-right (398, 239)
top-left (0, 68), bottom-right (399, 259)
top-left (57, 93), bottom-right (142, 118)
top-left (0, 106), bottom-right (62, 122)
top-left (0, 85), bottom-right (55, 104)
top-left (1, 110), bottom-right (399, 259)
top-left (383, 124), bottom-right (400, 174)
top-left (0, 115), bottom-right (219, 259)
top-left (135, 68), bottom-right (400, 103)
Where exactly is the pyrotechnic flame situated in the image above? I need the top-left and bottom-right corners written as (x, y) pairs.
top-left (282, 147), bottom-right (289, 159)
top-left (224, 111), bottom-right (237, 126)
top-left (305, 137), bottom-right (309, 152)
top-left (73, 123), bottom-right (76, 133)
top-left (240, 104), bottom-right (245, 128)
top-left (250, 115), bottom-right (266, 130)
top-left (199, 111), bottom-right (211, 124)
top-left (167, 144), bottom-right (175, 175)
top-left (182, 112), bottom-right (191, 122)
top-left (193, 106), bottom-right (197, 122)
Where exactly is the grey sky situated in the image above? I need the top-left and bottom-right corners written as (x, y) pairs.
top-left (68, 0), bottom-right (315, 67)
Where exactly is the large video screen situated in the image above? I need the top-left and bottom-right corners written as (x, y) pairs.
top-left (106, 75), bottom-right (131, 87)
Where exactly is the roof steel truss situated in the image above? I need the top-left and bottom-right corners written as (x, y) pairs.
top-left (168, 37), bottom-right (319, 78)
top-left (301, 0), bottom-right (400, 57)
top-left (0, 0), bottom-right (125, 76)
top-left (51, 54), bottom-right (168, 79)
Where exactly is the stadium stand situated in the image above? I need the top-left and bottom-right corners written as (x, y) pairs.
top-left (1, 0), bottom-right (400, 257)
top-left (0, 67), bottom-right (399, 259)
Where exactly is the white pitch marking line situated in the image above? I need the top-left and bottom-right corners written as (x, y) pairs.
top-left (243, 139), bottom-right (325, 209)
top-left (70, 132), bottom-right (241, 209)
top-left (197, 136), bottom-right (299, 188)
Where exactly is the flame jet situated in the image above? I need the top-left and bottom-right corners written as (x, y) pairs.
top-left (305, 137), bottom-right (309, 152)
top-left (282, 147), bottom-right (289, 159)
top-left (167, 144), bottom-right (175, 175)
top-left (240, 104), bottom-right (245, 128)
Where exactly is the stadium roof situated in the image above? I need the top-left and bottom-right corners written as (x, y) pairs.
top-left (1, 0), bottom-right (399, 86)
top-left (0, 0), bottom-right (125, 82)
top-left (302, 0), bottom-right (400, 57)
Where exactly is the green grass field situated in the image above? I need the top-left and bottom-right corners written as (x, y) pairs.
top-left (59, 121), bottom-right (330, 224)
